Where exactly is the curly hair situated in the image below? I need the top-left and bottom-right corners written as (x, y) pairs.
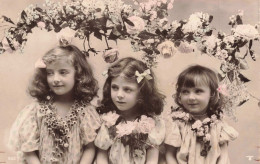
top-left (174, 65), bottom-right (223, 118)
top-left (28, 45), bottom-right (98, 102)
top-left (97, 57), bottom-right (165, 116)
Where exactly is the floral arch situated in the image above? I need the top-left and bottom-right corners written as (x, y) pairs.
top-left (0, 0), bottom-right (259, 118)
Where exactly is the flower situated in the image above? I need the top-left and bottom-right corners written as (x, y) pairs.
top-left (217, 84), bottom-right (229, 96)
top-left (125, 16), bottom-right (145, 35)
top-left (178, 41), bottom-right (195, 53)
top-left (101, 111), bottom-right (120, 128)
top-left (204, 134), bottom-right (211, 141)
top-left (182, 12), bottom-right (210, 33)
top-left (135, 115), bottom-right (155, 134)
top-left (37, 21), bottom-right (46, 29)
top-left (116, 121), bottom-right (136, 138)
top-left (202, 118), bottom-right (211, 124)
top-left (103, 48), bottom-right (119, 63)
top-left (192, 120), bottom-right (202, 129)
top-left (56, 27), bottom-right (75, 46)
top-left (233, 24), bottom-right (259, 40)
top-left (157, 40), bottom-right (176, 58)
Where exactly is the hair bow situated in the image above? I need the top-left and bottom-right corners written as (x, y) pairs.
top-left (102, 70), bottom-right (108, 78)
top-left (34, 57), bottom-right (46, 68)
top-left (135, 69), bottom-right (153, 83)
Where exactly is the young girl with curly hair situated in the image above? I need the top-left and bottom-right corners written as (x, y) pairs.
top-left (94, 57), bottom-right (166, 164)
top-left (8, 45), bottom-right (101, 164)
top-left (165, 65), bottom-right (238, 164)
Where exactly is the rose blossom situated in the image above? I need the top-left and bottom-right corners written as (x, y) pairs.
top-left (37, 21), bottom-right (46, 29)
top-left (204, 134), bottom-right (211, 141)
top-left (56, 27), bottom-right (75, 46)
top-left (157, 40), bottom-right (176, 58)
top-left (125, 16), bottom-right (145, 35)
top-left (192, 120), bottom-right (202, 129)
top-left (233, 24), bottom-right (259, 40)
top-left (178, 41), bottom-right (195, 53)
top-left (135, 115), bottom-right (155, 134)
top-left (103, 48), bottom-right (119, 63)
top-left (101, 111), bottom-right (120, 128)
top-left (202, 118), bottom-right (211, 124)
top-left (116, 121), bottom-right (136, 138)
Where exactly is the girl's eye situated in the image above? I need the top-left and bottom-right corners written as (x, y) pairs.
top-left (111, 85), bottom-right (118, 91)
top-left (60, 70), bottom-right (68, 75)
top-left (195, 89), bottom-right (203, 94)
top-left (124, 88), bottom-right (132, 93)
top-left (47, 71), bottom-right (53, 76)
top-left (181, 90), bottom-right (189, 95)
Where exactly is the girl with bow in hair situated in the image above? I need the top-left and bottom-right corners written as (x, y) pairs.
top-left (94, 57), bottom-right (166, 164)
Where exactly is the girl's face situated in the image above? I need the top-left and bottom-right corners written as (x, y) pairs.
top-left (111, 76), bottom-right (140, 112)
top-left (46, 58), bottom-right (76, 98)
top-left (179, 83), bottom-right (211, 115)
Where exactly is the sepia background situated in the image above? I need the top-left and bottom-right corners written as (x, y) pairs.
top-left (0, 0), bottom-right (259, 163)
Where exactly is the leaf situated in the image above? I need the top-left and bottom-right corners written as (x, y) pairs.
top-left (35, 7), bottom-right (43, 13)
top-left (142, 48), bottom-right (153, 55)
top-left (2, 16), bottom-right (15, 24)
top-left (227, 70), bottom-right (234, 82)
top-left (238, 73), bottom-right (250, 83)
top-left (137, 31), bottom-right (157, 39)
top-left (249, 40), bottom-right (253, 49)
top-left (94, 30), bottom-right (102, 40)
top-left (108, 31), bottom-right (120, 40)
top-left (249, 50), bottom-right (256, 61)
top-left (208, 15), bottom-right (213, 23)
top-left (237, 99), bottom-right (248, 106)
top-left (21, 10), bottom-right (27, 22)
top-left (124, 18), bottom-right (134, 26)
top-left (236, 15), bottom-right (243, 25)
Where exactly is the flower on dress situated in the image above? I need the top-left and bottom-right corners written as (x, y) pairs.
top-left (135, 115), bottom-right (155, 134)
top-left (192, 120), bottom-right (202, 129)
top-left (102, 48), bottom-right (119, 63)
top-left (101, 111), bottom-right (120, 128)
top-left (116, 121), bottom-right (136, 138)
top-left (125, 16), bottom-right (145, 35)
top-left (157, 40), bottom-right (176, 58)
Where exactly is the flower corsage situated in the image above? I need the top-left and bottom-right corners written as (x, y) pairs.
top-left (171, 107), bottom-right (219, 157)
top-left (101, 111), bottom-right (156, 158)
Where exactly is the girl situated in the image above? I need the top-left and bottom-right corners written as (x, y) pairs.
top-left (165, 65), bottom-right (238, 164)
top-left (8, 45), bottom-right (101, 164)
top-left (94, 57), bottom-right (166, 164)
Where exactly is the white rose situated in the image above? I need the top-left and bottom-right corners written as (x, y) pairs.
top-left (178, 41), bottom-right (195, 53)
top-left (125, 16), bottom-right (145, 35)
top-left (135, 116), bottom-right (155, 134)
top-left (157, 40), bottom-right (176, 58)
top-left (102, 48), bottom-right (119, 63)
top-left (56, 27), bottom-right (75, 46)
top-left (233, 24), bottom-right (259, 40)
top-left (101, 111), bottom-right (120, 128)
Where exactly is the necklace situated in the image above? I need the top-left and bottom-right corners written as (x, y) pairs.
top-left (171, 107), bottom-right (219, 157)
top-left (39, 99), bottom-right (86, 161)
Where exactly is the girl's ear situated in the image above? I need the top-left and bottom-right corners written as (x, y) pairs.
top-left (177, 96), bottom-right (182, 104)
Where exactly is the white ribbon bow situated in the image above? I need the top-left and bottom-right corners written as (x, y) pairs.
top-left (102, 70), bottom-right (108, 78)
top-left (135, 69), bottom-right (153, 83)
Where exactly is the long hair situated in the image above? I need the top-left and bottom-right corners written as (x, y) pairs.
top-left (28, 45), bottom-right (98, 102)
top-left (97, 57), bottom-right (165, 116)
top-left (174, 65), bottom-right (223, 117)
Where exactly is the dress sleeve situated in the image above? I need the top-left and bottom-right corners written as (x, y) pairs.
top-left (219, 121), bottom-right (239, 145)
top-left (148, 117), bottom-right (166, 146)
top-left (8, 102), bottom-right (40, 152)
top-left (94, 124), bottom-right (114, 150)
top-left (80, 104), bottom-right (102, 145)
top-left (164, 117), bottom-right (182, 147)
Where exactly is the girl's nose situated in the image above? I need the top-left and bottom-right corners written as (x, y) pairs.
top-left (117, 89), bottom-right (124, 99)
top-left (188, 93), bottom-right (196, 100)
top-left (53, 74), bottom-right (61, 84)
